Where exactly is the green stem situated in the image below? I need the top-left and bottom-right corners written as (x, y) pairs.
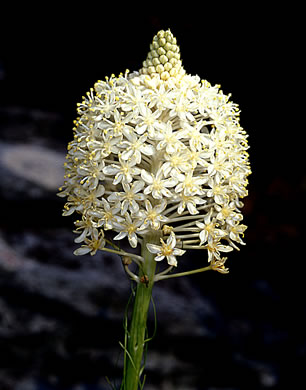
top-left (154, 265), bottom-right (212, 282)
top-left (123, 232), bottom-right (160, 390)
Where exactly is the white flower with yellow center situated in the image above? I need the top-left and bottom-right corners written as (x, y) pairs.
top-left (58, 28), bottom-right (251, 275)
top-left (146, 232), bottom-right (185, 267)
top-left (138, 199), bottom-right (168, 231)
top-left (108, 180), bottom-right (145, 215)
top-left (196, 210), bottom-right (227, 245)
top-left (141, 168), bottom-right (177, 199)
top-left (103, 156), bottom-right (141, 185)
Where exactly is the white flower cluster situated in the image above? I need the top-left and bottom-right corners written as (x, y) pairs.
top-left (58, 29), bottom-right (251, 274)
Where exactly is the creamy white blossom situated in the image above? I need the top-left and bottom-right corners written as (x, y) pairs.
top-left (58, 29), bottom-right (251, 272)
top-left (146, 232), bottom-right (185, 266)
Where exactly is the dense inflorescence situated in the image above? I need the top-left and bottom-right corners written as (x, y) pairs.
top-left (58, 29), bottom-right (251, 274)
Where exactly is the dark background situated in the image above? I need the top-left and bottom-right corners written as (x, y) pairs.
top-left (0, 6), bottom-right (303, 390)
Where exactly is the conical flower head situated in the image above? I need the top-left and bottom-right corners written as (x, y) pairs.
top-left (140, 29), bottom-right (185, 80)
top-left (58, 29), bottom-right (251, 273)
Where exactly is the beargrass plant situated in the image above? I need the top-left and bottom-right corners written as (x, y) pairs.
top-left (58, 29), bottom-right (251, 389)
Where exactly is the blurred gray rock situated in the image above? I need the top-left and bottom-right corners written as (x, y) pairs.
top-left (0, 141), bottom-right (65, 201)
top-left (0, 142), bottom-right (65, 191)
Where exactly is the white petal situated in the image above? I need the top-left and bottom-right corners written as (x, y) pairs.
top-left (154, 255), bottom-right (165, 262)
top-left (144, 186), bottom-right (152, 195)
top-left (123, 128), bottom-right (137, 142)
top-left (103, 165), bottom-right (119, 175)
top-left (96, 184), bottom-right (105, 197)
top-left (132, 180), bottom-right (144, 193)
top-left (158, 215), bottom-right (169, 222)
top-left (135, 193), bottom-right (145, 202)
top-left (73, 247), bottom-right (92, 256)
top-left (129, 200), bottom-right (140, 214)
top-left (175, 183), bottom-right (184, 193)
top-left (167, 231), bottom-right (176, 248)
top-left (128, 234), bottom-right (138, 248)
top-left (108, 192), bottom-right (120, 202)
top-left (120, 200), bottom-right (129, 215)
top-left (131, 167), bottom-right (141, 175)
top-left (145, 199), bottom-right (152, 211)
top-left (63, 207), bottom-right (75, 216)
top-left (199, 230), bottom-right (207, 244)
top-left (161, 162), bottom-right (171, 176)
top-left (166, 255), bottom-right (177, 266)
top-left (113, 173), bottom-right (123, 185)
top-left (74, 229), bottom-right (88, 243)
top-left (121, 149), bottom-right (134, 160)
top-left (161, 188), bottom-right (172, 198)
top-left (163, 177), bottom-right (178, 187)
top-left (146, 243), bottom-right (161, 254)
top-left (173, 248), bottom-right (186, 256)
top-left (141, 144), bottom-right (155, 156)
top-left (141, 169), bottom-right (153, 184)
top-left (187, 202), bottom-right (198, 215)
top-left (114, 231), bottom-right (128, 240)
top-left (218, 245), bottom-right (233, 252)
top-left (152, 189), bottom-right (162, 199)
top-left (135, 124), bottom-right (147, 134)
top-left (155, 200), bottom-right (167, 213)
top-left (177, 203), bottom-right (185, 215)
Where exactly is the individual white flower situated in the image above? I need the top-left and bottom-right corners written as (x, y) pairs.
top-left (146, 232), bottom-right (185, 266)
top-left (108, 181), bottom-right (145, 215)
top-left (181, 148), bottom-right (210, 170)
top-left (161, 152), bottom-right (191, 176)
top-left (102, 108), bottom-right (134, 137)
top-left (206, 237), bottom-right (233, 263)
top-left (119, 131), bottom-right (154, 164)
top-left (175, 171), bottom-right (207, 196)
top-left (168, 94), bottom-right (197, 122)
top-left (89, 198), bottom-right (123, 230)
top-left (95, 91), bottom-right (119, 119)
top-left (180, 121), bottom-right (210, 152)
top-left (73, 218), bottom-right (97, 244)
top-left (63, 184), bottom-right (105, 216)
top-left (138, 199), bottom-right (168, 230)
top-left (214, 202), bottom-right (242, 226)
top-left (77, 161), bottom-right (105, 191)
top-left (156, 121), bottom-right (186, 154)
top-left (206, 177), bottom-right (229, 205)
top-left (87, 133), bottom-right (120, 160)
top-left (148, 82), bottom-right (174, 110)
top-left (103, 156), bottom-right (141, 185)
top-left (73, 229), bottom-right (106, 256)
top-left (196, 210), bottom-right (227, 245)
top-left (120, 83), bottom-right (149, 116)
top-left (113, 213), bottom-right (143, 248)
top-left (227, 223), bottom-right (247, 245)
top-left (205, 152), bottom-right (232, 182)
top-left (135, 105), bottom-right (163, 137)
top-left (141, 168), bottom-right (177, 199)
top-left (228, 168), bottom-right (249, 198)
top-left (211, 257), bottom-right (229, 274)
top-left (175, 193), bottom-right (206, 215)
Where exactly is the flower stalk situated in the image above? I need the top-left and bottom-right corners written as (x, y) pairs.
top-left (123, 233), bottom-right (160, 390)
top-left (58, 27), bottom-right (251, 388)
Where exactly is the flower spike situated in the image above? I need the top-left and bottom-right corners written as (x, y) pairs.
top-left (58, 29), bottom-right (251, 274)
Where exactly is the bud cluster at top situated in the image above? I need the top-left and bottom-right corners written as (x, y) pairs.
top-left (140, 29), bottom-right (185, 80)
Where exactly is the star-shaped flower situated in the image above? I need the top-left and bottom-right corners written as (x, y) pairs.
top-left (146, 231), bottom-right (185, 266)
